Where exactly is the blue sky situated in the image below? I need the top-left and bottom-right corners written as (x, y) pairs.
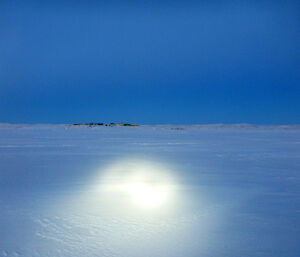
top-left (1, 0), bottom-right (299, 124)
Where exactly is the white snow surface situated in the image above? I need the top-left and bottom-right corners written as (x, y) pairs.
top-left (0, 124), bottom-right (299, 257)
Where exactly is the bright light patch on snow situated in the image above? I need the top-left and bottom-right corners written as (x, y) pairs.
top-left (125, 182), bottom-right (167, 207)
top-left (97, 159), bottom-right (176, 208)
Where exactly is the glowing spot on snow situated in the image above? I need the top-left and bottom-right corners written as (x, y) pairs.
top-left (120, 183), bottom-right (166, 207)
top-left (98, 159), bottom-right (175, 209)
top-left (121, 179), bottom-right (168, 208)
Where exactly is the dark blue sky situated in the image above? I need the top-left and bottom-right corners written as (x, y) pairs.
top-left (1, 0), bottom-right (299, 124)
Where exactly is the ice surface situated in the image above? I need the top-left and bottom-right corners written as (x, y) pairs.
top-left (0, 124), bottom-right (299, 257)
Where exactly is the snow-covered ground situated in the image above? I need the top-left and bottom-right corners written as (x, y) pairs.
top-left (0, 124), bottom-right (299, 257)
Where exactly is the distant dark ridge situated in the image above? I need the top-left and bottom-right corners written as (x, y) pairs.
top-left (71, 122), bottom-right (139, 127)
top-left (0, 123), bottom-right (300, 130)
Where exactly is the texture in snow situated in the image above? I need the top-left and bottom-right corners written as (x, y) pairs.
top-left (0, 124), bottom-right (299, 257)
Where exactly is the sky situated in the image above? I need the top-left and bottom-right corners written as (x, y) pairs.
top-left (0, 0), bottom-right (299, 124)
